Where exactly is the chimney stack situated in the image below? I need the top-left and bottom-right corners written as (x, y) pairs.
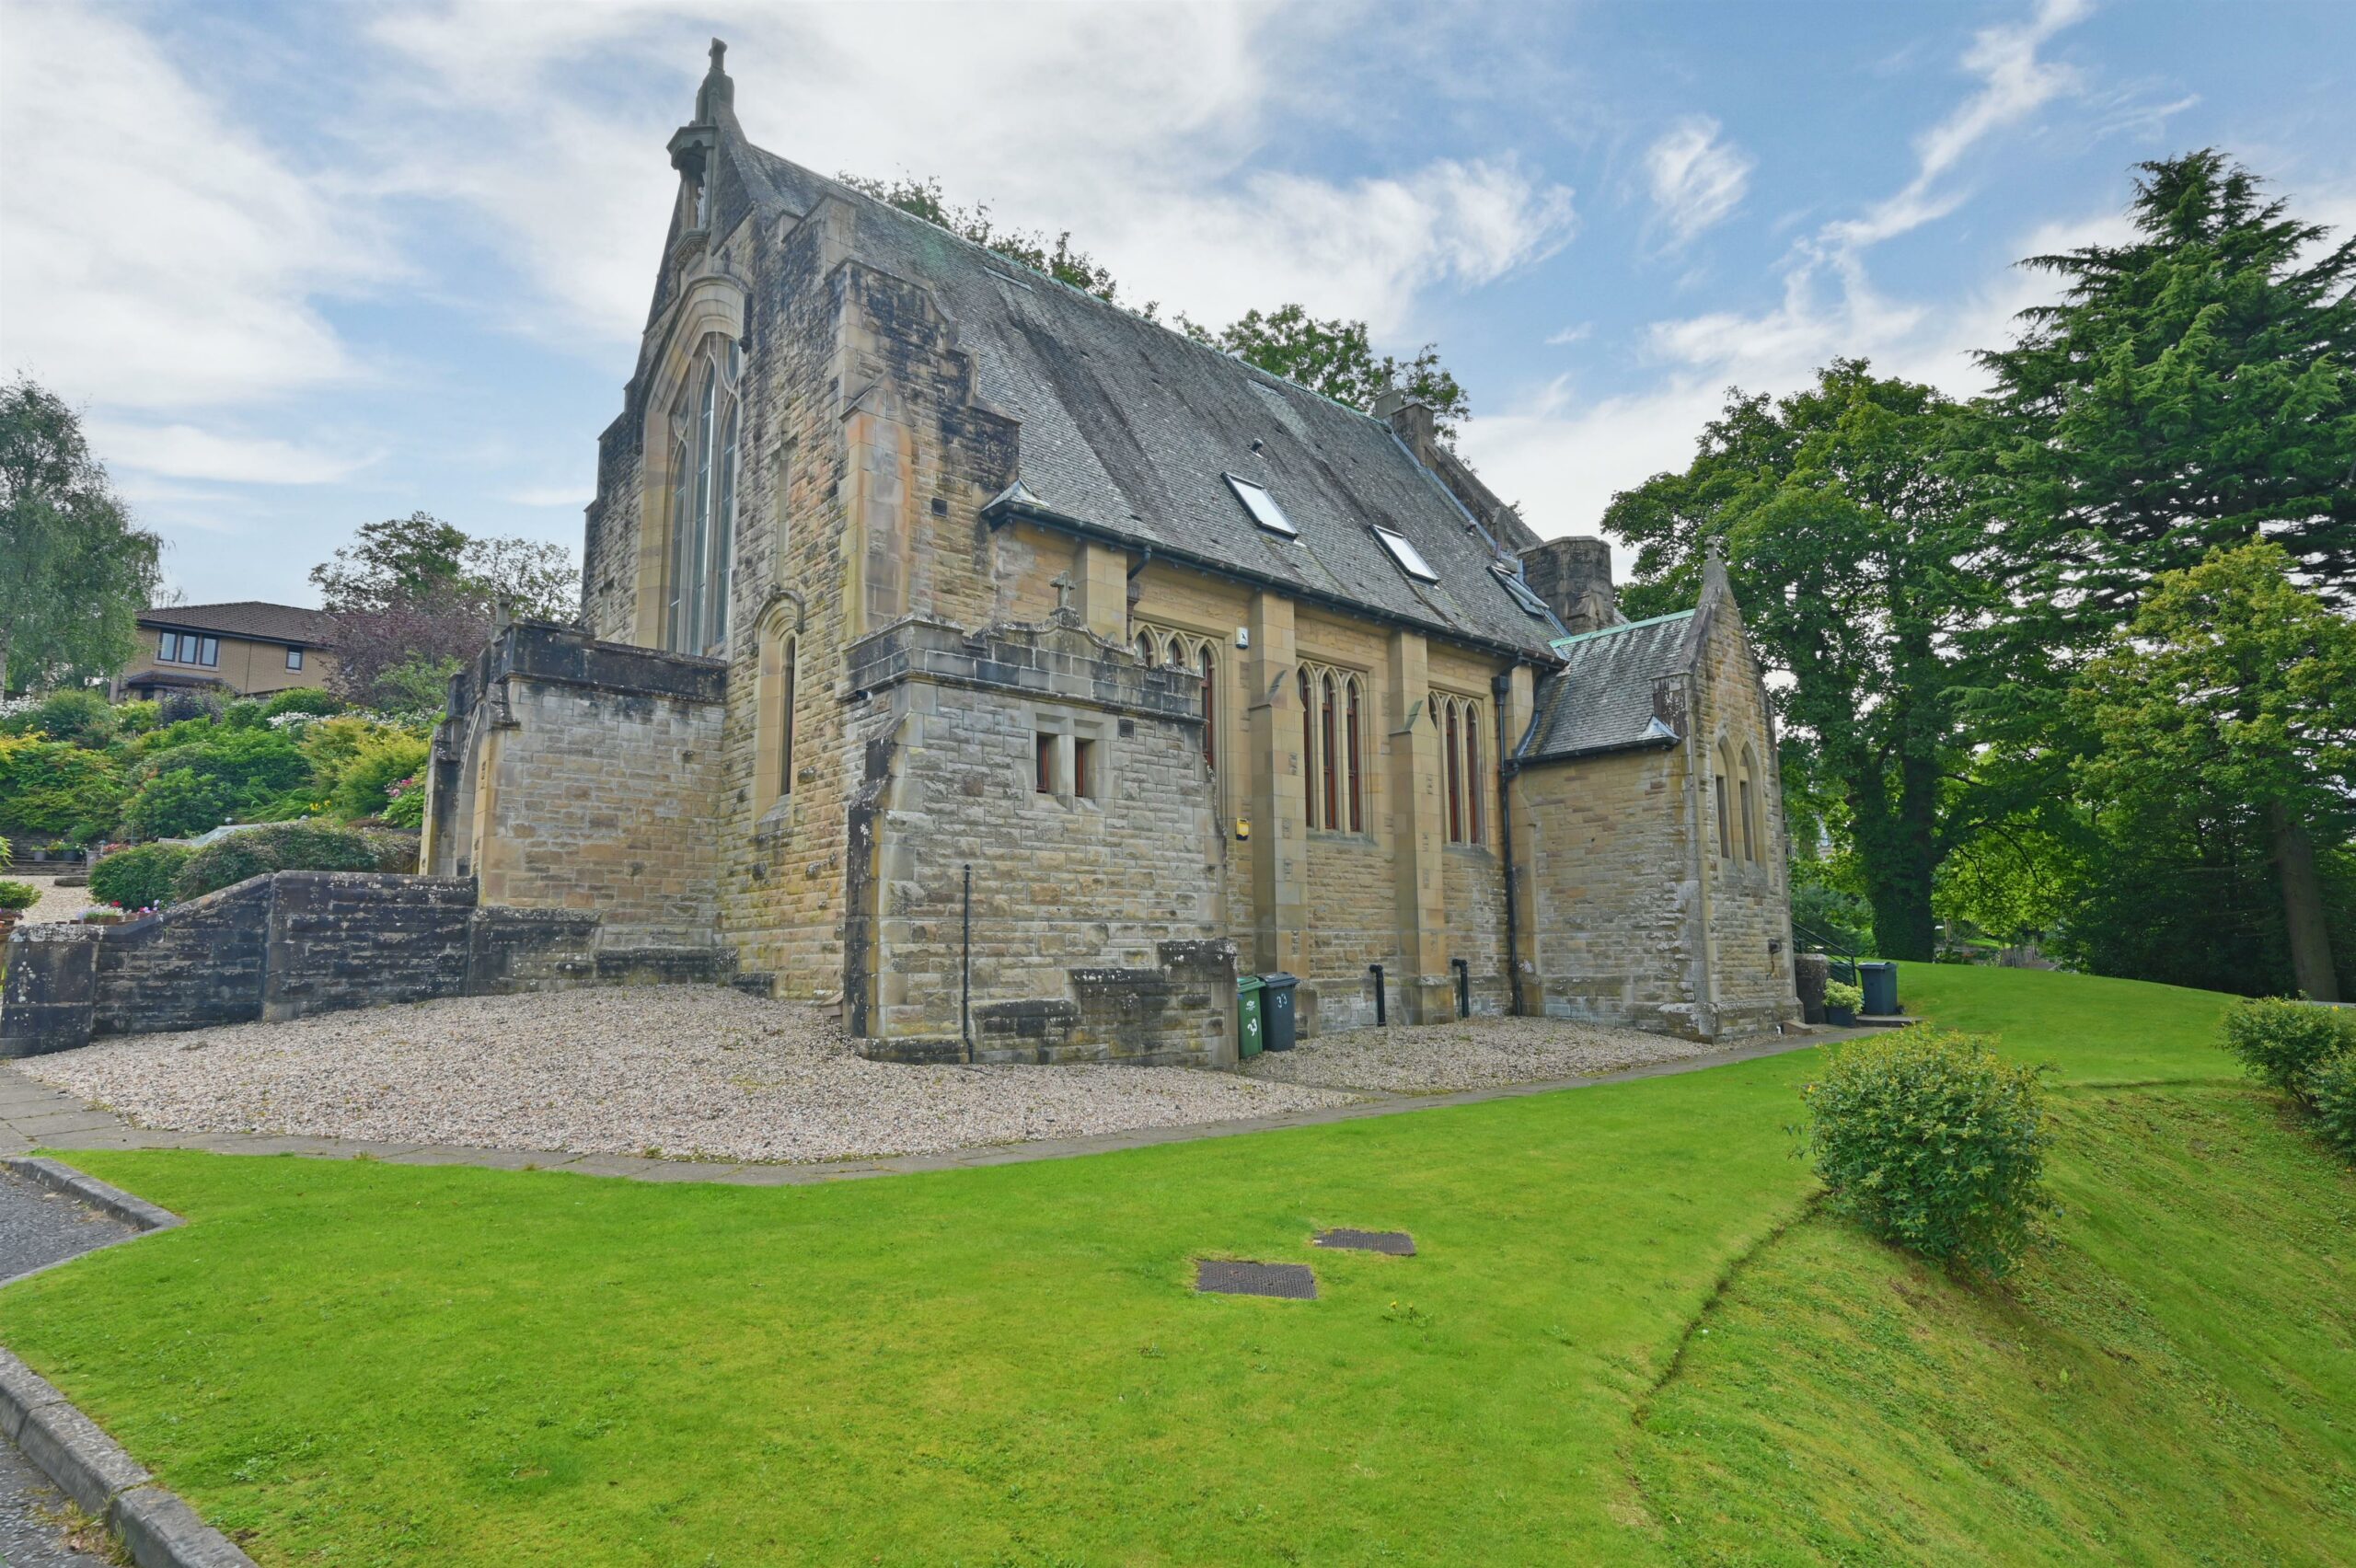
top-left (1519, 536), bottom-right (1619, 635)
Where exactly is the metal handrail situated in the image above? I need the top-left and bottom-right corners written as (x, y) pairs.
top-left (1791, 917), bottom-right (1862, 986)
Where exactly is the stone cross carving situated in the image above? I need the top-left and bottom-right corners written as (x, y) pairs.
top-left (1049, 572), bottom-right (1074, 613)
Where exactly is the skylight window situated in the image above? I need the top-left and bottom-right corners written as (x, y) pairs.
top-left (1372, 525), bottom-right (1439, 582)
top-left (1492, 562), bottom-right (1553, 617)
top-left (1225, 474), bottom-right (1297, 537)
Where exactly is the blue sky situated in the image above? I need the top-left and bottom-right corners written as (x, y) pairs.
top-left (3, 0), bottom-right (2350, 609)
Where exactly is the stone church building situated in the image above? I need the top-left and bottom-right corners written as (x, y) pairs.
top-left (420, 43), bottom-right (1799, 1066)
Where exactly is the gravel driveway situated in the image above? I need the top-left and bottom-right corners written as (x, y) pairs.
top-left (11, 877), bottom-right (94, 925)
top-left (21, 987), bottom-right (1357, 1165)
top-left (1241, 1014), bottom-right (1720, 1094)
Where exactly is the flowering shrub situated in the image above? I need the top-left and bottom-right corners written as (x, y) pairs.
top-left (1799, 1030), bottom-right (2051, 1277)
top-left (0, 880), bottom-right (40, 913)
top-left (1824, 979), bottom-right (1864, 1013)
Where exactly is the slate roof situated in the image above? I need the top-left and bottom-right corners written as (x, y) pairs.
top-left (720, 136), bottom-right (1566, 658)
top-left (138, 602), bottom-right (333, 648)
top-left (1518, 611), bottom-right (1698, 763)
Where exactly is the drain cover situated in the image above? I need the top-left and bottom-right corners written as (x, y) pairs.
top-left (1313, 1228), bottom-right (1416, 1256)
top-left (1195, 1259), bottom-right (1317, 1299)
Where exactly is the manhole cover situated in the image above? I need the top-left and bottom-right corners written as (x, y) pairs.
top-left (1312, 1228), bottom-right (1415, 1256)
top-left (1195, 1259), bottom-right (1317, 1299)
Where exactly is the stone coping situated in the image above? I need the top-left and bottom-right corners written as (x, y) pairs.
top-left (0, 1160), bottom-right (255, 1567)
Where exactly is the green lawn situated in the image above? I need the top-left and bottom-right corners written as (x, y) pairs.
top-left (4, 963), bottom-right (2349, 1565)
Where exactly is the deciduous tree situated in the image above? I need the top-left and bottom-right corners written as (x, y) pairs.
top-left (0, 377), bottom-right (162, 693)
top-left (2069, 539), bottom-right (2355, 1000)
top-left (1607, 363), bottom-right (2036, 961)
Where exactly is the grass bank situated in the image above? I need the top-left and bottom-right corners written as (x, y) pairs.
top-left (3, 963), bottom-right (2346, 1564)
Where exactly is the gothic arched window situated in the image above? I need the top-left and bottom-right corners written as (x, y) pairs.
top-left (1295, 660), bottom-right (1367, 833)
top-left (1436, 693), bottom-right (1489, 845)
top-left (1198, 644), bottom-right (1217, 770)
top-left (665, 337), bottom-right (740, 657)
top-left (1345, 677), bottom-right (1364, 833)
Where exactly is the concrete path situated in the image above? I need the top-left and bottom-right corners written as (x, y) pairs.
top-left (0, 1027), bottom-right (1839, 1186)
top-left (0, 1169), bottom-right (141, 1566)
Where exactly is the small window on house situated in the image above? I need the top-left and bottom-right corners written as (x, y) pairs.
top-left (1073, 738), bottom-right (1097, 801)
top-left (157, 630), bottom-right (177, 661)
top-left (286, 648), bottom-right (304, 671)
top-left (1466, 713), bottom-right (1484, 843)
top-left (1035, 733), bottom-right (1056, 795)
top-left (1320, 674), bottom-right (1340, 829)
top-left (1372, 525), bottom-right (1439, 582)
top-left (1225, 474), bottom-right (1297, 537)
top-left (1135, 632), bottom-right (1158, 668)
top-left (199, 637), bottom-right (219, 667)
top-left (1715, 774), bottom-right (1732, 859)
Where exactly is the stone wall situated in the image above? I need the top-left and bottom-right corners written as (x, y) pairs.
top-left (0, 872), bottom-right (731, 1058)
top-left (1511, 582), bottom-right (1799, 1041)
top-left (1517, 742), bottom-right (1703, 1034)
top-left (260, 872), bottom-right (477, 1022)
top-left (92, 876), bottom-right (274, 1037)
top-left (843, 613), bottom-right (1235, 1066)
top-left (426, 624), bottom-right (727, 947)
top-left (1688, 599), bottom-right (1801, 1035)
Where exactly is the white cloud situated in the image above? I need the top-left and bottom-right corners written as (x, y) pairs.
top-left (1829, 0), bottom-right (2088, 249)
top-left (88, 421), bottom-right (378, 486)
top-left (1547, 322), bottom-right (1594, 345)
top-left (0, 0), bottom-right (391, 409)
top-left (503, 484), bottom-right (595, 508)
top-left (1644, 116), bottom-right (1755, 245)
top-left (357, 2), bottom-right (1571, 343)
top-left (1460, 0), bottom-right (2106, 553)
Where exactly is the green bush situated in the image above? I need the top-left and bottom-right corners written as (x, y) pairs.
top-left (262, 687), bottom-right (341, 719)
top-left (136, 728), bottom-right (312, 803)
top-left (1799, 1030), bottom-right (2051, 1277)
top-left (2218, 997), bottom-right (2355, 1109)
top-left (88, 843), bottom-right (193, 910)
top-left (2307, 1053), bottom-right (2356, 1162)
top-left (0, 879), bottom-right (39, 913)
top-left (333, 734), bottom-right (430, 820)
top-left (114, 699), bottom-right (162, 736)
top-left (0, 690), bottom-right (116, 747)
top-left (155, 690), bottom-right (225, 725)
top-left (170, 822), bottom-right (384, 902)
top-left (2308, 1050), bottom-right (2356, 1158)
top-left (119, 768), bottom-right (240, 840)
top-left (222, 699), bottom-right (268, 730)
top-left (0, 733), bottom-right (128, 838)
top-left (381, 786), bottom-right (425, 830)
top-left (1824, 979), bottom-right (1864, 1012)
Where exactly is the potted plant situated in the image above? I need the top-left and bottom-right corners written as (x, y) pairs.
top-left (1823, 979), bottom-right (1863, 1028)
top-left (0, 877), bottom-right (39, 939)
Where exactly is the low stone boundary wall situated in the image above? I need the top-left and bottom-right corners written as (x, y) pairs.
top-left (0, 872), bottom-right (733, 1058)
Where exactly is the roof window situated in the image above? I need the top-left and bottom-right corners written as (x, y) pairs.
top-left (1372, 525), bottom-right (1438, 582)
top-left (1492, 561), bottom-right (1553, 617)
top-left (1225, 474), bottom-right (1297, 537)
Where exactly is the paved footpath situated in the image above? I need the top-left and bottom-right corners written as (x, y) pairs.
top-left (0, 1168), bottom-right (139, 1566)
top-left (0, 1028), bottom-right (1838, 1185)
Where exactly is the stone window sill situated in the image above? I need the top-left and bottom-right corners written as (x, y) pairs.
top-left (1305, 829), bottom-right (1379, 847)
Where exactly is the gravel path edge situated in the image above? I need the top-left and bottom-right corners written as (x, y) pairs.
top-left (0, 1163), bottom-right (253, 1568)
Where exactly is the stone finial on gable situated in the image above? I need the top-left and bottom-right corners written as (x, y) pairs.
top-left (1702, 536), bottom-right (1732, 602)
top-left (695, 38), bottom-right (734, 122)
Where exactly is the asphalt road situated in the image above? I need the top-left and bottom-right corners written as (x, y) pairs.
top-left (0, 1168), bottom-right (136, 1566)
